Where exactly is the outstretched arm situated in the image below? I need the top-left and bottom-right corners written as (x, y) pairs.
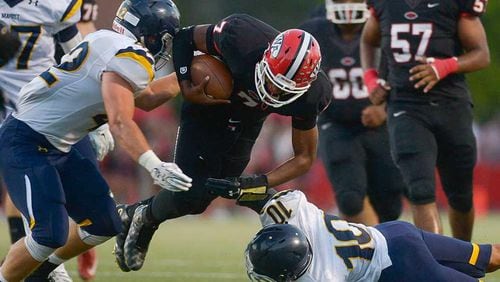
top-left (134, 72), bottom-right (180, 111)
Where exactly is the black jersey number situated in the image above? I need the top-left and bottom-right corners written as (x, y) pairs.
top-left (390, 23), bottom-right (432, 63)
top-left (265, 200), bottom-right (292, 224)
top-left (324, 214), bottom-right (375, 270)
top-left (328, 67), bottom-right (367, 100)
top-left (10, 25), bottom-right (42, 70)
top-left (82, 3), bottom-right (99, 22)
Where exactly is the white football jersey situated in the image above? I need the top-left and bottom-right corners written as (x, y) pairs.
top-left (259, 190), bottom-right (392, 282)
top-left (14, 30), bottom-right (155, 152)
top-left (0, 0), bottom-right (81, 103)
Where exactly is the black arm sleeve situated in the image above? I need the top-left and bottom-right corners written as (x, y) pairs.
top-left (237, 188), bottom-right (277, 213)
top-left (172, 26), bottom-right (196, 82)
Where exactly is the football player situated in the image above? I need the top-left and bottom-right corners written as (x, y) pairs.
top-left (0, 20), bottom-right (20, 121)
top-left (0, 0), bottom-right (192, 281)
top-left (114, 14), bottom-right (332, 271)
top-left (300, 0), bottom-right (406, 225)
top-left (206, 178), bottom-right (500, 281)
top-left (361, 0), bottom-right (490, 240)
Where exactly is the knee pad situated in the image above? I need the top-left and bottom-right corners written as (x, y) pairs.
top-left (78, 228), bottom-right (112, 246)
top-left (25, 235), bottom-right (56, 262)
top-left (336, 191), bottom-right (364, 216)
top-left (447, 191), bottom-right (473, 212)
top-left (405, 178), bottom-right (435, 205)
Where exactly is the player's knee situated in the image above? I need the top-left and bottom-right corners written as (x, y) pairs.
top-left (406, 178), bottom-right (435, 205)
top-left (447, 191), bottom-right (473, 212)
top-left (24, 235), bottom-right (57, 262)
top-left (378, 206), bottom-right (402, 222)
top-left (78, 228), bottom-right (113, 246)
top-left (188, 198), bottom-right (213, 215)
top-left (337, 191), bottom-right (364, 216)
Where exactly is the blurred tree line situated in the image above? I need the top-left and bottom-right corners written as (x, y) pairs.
top-left (97, 0), bottom-right (498, 122)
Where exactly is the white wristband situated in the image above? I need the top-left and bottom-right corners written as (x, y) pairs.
top-left (138, 150), bottom-right (162, 172)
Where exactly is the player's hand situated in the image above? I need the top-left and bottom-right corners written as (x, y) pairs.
top-left (150, 162), bottom-right (192, 192)
top-left (409, 56), bottom-right (440, 93)
top-left (206, 175), bottom-right (269, 202)
top-left (88, 123), bottom-right (115, 161)
top-left (369, 79), bottom-right (391, 105)
top-left (180, 78), bottom-right (230, 106)
top-left (361, 104), bottom-right (387, 128)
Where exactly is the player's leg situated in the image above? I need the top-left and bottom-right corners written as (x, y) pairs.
top-left (420, 229), bottom-right (491, 277)
top-left (435, 100), bottom-right (476, 241)
top-left (364, 125), bottom-right (405, 222)
top-left (4, 194), bottom-right (25, 244)
top-left (73, 135), bottom-right (100, 280)
top-left (387, 104), bottom-right (442, 234)
top-left (377, 221), bottom-right (480, 282)
top-left (319, 124), bottom-right (378, 225)
top-left (0, 118), bottom-right (72, 281)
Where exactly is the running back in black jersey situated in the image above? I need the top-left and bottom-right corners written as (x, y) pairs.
top-left (368, 0), bottom-right (486, 102)
top-left (300, 17), bottom-right (370, 126)
top-left (202, 14), bottom-right (332, 130)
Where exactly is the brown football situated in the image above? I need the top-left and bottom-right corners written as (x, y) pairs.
top-left (190, 54), bottom-right (233, 100)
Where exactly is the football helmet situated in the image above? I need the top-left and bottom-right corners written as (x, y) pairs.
top-left (245, 224), bottom-right (313, 282)
top-left (325, 0), bottom-right (369, 24)
top-left (112, 0), bottom-right (180, 70)
top-left (255, 29), bottom-right (321, 108)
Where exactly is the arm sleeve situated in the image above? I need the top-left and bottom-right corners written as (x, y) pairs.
top-left (172, 26), bottom-right (196, 81)
top-left (458, 0), bottom-right (487, 16)
top-left (106, 46), bottom-right (155, 93)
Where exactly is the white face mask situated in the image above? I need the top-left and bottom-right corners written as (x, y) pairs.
top-left (325, 1), bottom-right (370, 24)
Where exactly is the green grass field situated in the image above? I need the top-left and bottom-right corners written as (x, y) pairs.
top-left (1, 213), bottom-right (500, 281)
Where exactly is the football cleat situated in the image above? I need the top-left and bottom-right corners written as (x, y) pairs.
top-left (48, 264), bottom-right (73, 282)
top-left (124, 204), bottom-right (158, 271)
top-left (114, 204), bottom-right (132, 272)
top-left (77, 248), bottom-right (98, 280)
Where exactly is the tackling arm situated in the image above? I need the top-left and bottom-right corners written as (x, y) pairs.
top-left (134, 72), bottom-right (180, 111)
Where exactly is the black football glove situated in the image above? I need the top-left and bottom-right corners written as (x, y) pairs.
top-left (206, 175), bottom-right (269, 202)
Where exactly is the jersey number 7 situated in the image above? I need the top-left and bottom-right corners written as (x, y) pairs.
top-left (10, 25), bottom-right (41, 70)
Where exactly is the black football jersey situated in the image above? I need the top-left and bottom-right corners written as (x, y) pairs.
top-left (204, 14), bottom-right (332, 130)
top-left (368, 0), bottom-right (486, 102)
top-left (300, 18), bottom-right (370, 127)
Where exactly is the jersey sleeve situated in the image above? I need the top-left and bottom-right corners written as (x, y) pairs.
top-left (457, 0), bottom-right (487, 16)
top-left (292, 72), bottom-right (332, 130)
top-left (106, 45), bottom-right (155, 93)
top-left (46, 0), bottom-right (82, 36)
top-left (80, 0), bottom-right (98, 22)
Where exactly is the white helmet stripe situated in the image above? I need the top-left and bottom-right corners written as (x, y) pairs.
top-left (285, 32), bottom-right (312, 80)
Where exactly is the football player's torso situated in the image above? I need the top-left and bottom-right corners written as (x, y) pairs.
top-left (373, 0), bottom-right (471, 100)
top-left (14, 30), bottom-right (154, 152)
top-left (211, 14), bottom-right (330, 123)
top-left (260, 191), bottom-right (392, 281)
top-left (0, 0), bottom-right (79, 101)
top-left (302, 18), bottom-right (370, 127)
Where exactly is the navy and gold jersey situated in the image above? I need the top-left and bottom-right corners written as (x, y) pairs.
top-left (204, 14), bottom-right (332, 130)
top-left (368, 0), bottom-right (486, 102)
top-left (300, 18), bottom-right (370, 127)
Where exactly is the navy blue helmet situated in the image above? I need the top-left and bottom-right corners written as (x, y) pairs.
top-left (245, 224), bottom-right (313, 282)
top-left (112, 0), bottom-right (180, 69)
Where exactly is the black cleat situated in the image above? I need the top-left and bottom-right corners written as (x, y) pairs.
top-left (114, 204), bottom-right (132, 272)
top-left (124, 204), bottom-right (158, 271)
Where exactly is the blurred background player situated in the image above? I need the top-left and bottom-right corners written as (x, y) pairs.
top-left (361, 0), bottom-right (490, 240)
top-left (114, 15), bottom-right (332, 272)
top-left (0, 20), bottom-right (20, 121)
top-left (300, 0), bottom-right (405, 225)
top-left (0, 0), bottom-right (190, 281)
top-left (206, 178), bottom-right (500, 282)
top-left (0, 0), bottom-right (85, 280)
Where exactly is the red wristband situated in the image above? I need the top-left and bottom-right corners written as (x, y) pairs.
top-left (363, 69), bottom-right (379, 94)
top-left (430, 57), bottom-right (459, 80)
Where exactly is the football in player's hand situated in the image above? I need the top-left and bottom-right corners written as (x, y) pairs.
top-left (191, 55), bottom-right (233, 100)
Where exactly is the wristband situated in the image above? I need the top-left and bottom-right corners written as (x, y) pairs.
top-left (363, 68), bottom-right (379, 94)
top-left (429, 57), bottom-right (459, 80)
top-left (138, 150), bottom-right (162, 172)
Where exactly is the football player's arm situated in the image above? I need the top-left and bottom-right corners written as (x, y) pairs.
top-left (410, 16), bottom-right (489, 93)
top-left (55, 24), bottom-right (83, 53)
top-left (172, 25), bottom-right (229, 105)
top-left (360, 15), bottom-right (389, 105)
top-left (266, 126), bottom-right (318, 186)
top-left (102, 72), bottom-right (192, 191)
top-left (135, 72), bottom-right (180, 111)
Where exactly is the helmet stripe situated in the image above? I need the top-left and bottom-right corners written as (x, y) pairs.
top-left (285, 31), bottom-right (312, 80)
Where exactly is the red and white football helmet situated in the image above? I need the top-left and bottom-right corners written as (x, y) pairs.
top-left (255, 29), bottom-right (321, 108)
top-left (326, 0), bottom-right (369, 25)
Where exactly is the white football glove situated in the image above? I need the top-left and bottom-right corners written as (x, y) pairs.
top-left (88, 123), bottom-right (115, 161)
top-left (138, 150), bottom-right (192, 192)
